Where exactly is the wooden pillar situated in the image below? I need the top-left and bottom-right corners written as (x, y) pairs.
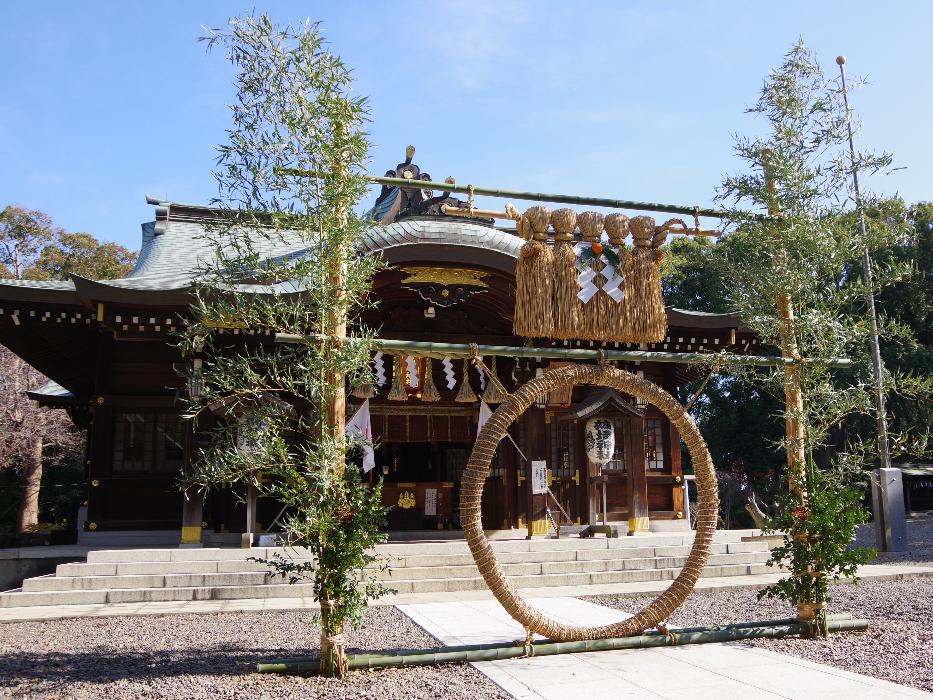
top-left (587, 457), bottom-right (601, 526)
top-left (670, 424), bottom-right (685, 521)
top-left (627, 415), bottom-right (649, 534)
top-left (523, 407), bottom-right (548, 538)
top-left (242, 480), bottom-right (258, 548)
top-left (86, 331), bottom-right (113, 534)
top-left (181, 489), bottom-right (205, 547)
top-left (180, 419), bottom-right (204, 547)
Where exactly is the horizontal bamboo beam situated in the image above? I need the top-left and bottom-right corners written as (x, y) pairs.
top-left (438, 204), bottom-right (722, 237)
top-left (274, 167), bottom-right (747, 220)
top-left (257, 616), bottom-right (867, 673)
top-left (274, 334), bottom-right (853, 368)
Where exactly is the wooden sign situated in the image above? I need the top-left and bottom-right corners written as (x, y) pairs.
top-left (424, 488), bottom-right (438, 516)
top-left (531, 460), bottom-right (548, 495)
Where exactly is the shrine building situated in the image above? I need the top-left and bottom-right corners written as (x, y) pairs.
top-left (0, 154), bottom-right (757, 546)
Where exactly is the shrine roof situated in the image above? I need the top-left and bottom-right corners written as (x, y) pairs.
top-left (0, 198), bottom-right (748, 332)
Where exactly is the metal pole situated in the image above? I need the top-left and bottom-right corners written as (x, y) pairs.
top-left (836, 55), bottom-right (892, 471)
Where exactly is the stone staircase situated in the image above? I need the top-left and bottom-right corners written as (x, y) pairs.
top-left (1, 530), bottom-right (774, 608)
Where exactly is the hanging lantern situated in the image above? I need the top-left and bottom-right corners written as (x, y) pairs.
top-left (584, 417), bottom-right (615, 466)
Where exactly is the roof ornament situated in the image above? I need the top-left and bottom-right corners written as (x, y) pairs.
top-left (368, 147), bottom-right (493, 225)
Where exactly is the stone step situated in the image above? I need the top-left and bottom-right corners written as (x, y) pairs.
top-left (80, 530), bottom-right (765, 564)
top-left (57, 541), bottom-right (770, 578)
top-left (1, 562), bottom-right (773, 607)
top-left (26, 552), bottom-right (772, 592)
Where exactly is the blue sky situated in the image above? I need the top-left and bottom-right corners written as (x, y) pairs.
top-left (2, 1), bottom-right (931, 250)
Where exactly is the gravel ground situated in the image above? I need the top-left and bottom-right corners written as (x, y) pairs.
top-left (589, 577), bottom-right (933, 693)
top-left (0, 606), bottom-right (511, 700)
top-left (855, 513), bottom-right (933, 566)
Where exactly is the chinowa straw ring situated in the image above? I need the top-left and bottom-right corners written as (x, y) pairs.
top-left (459, 363), bottom-right (719, 641)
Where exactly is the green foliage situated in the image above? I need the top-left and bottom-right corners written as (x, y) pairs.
top-left (661, 237), bottom-right (731, 313)
top-left (0, 205), bottom-right (136, 281)
top-left (716, 40), bottom-right (930, 472)
top-left (181, 15), bottom-right (387, 668)
top-left (28, 232), bottom-right (136, 281)
top-left (257, 466), bottom-right (392, 629)
top-left (759, 467), bottom-right (875, 606)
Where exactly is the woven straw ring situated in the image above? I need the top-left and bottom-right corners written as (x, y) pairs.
top-left (459, 363), bottom-right (719, 641)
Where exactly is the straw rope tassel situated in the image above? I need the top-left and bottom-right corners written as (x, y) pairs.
top-left (513, 206), bottom-right (554, 338)
top-left (577, 212), bottom-right (606, 341)
top-left (480, 356), bottom-right (509, 404)
top-left (455, 360), bottom-right (478, 403)
top-left (604, 213), bottom-right (632, 342)
top-left (351, 382), bottom-right (376, 399)
top-left (420, 358), bottom-right (440, 402)
top-left (387, 355), bottom-right (409, 401)
top-left (629, 216), bottom-right (667, 343)
top-left (550, 208), bottom-right (580, 339)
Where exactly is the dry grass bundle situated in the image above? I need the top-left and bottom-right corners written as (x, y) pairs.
top-left (419, 358), bottom-right (440, 402)
top-left (351, 383), bottom-right (375, 399)
top-left (480, 356), bottom-right (509, 404)
top-left (386, 355), bottom-right (409, 401)
top-left (550, 208), bottom-right (580, 339)
top-left (454, 360), bottom-right (478, 402)
top-left (513, 206), bottom-right (554, 338)
top-left (604, 213), bottom-right (632, 342)
top-left (629, 216), bottom-right (668, 343)
top-left (577, 211), bottom-right (608, 340)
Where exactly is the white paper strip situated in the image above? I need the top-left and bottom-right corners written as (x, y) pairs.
top-left (442, 357), bottom-right (456, 389)
top-left (373, 351), bottom-right (387, 386)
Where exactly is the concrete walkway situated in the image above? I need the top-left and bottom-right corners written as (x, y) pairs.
top-left (398, 597), bottom-right (929, 700)
top-left (1, 563), bottom-right (930, 622)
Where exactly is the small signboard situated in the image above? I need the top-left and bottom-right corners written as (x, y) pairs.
top-left (531, 460), bottom-right (548, 495)
top-left (424, 488), bottom-right (438, 516)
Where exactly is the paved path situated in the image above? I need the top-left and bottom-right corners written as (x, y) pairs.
top-left (398, 597), bottom-right (929, 700)
top-left (1, 563), bottom-right (930, 622)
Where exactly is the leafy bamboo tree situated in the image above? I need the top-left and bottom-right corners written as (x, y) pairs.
top-left (715, 41), bottom-right (931, 613)
top-left (181, 16), bottom-right (387, 677)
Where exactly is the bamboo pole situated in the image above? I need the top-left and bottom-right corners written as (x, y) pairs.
top-left (275, 334), bottom-right (854, 368)
top-left (438, 204), bottom-right (722, 237)
top-left (763, 153), bottom-right (808, 499)
top-left (275, 167), bottom-right (744, 220)
top-left (257, 616), bottom-right (867, 673)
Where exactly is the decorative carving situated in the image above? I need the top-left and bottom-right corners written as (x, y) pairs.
top-left (397, 491), bottom-right (416, 509)
top-left (400, 266), bottom-right (489, 308)
top-left (400, 266), bottom-right (489, 288)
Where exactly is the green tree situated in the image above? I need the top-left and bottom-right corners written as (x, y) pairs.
top-left (0, 206), bottom-right (55, 279)
top-left (182, 15), bottom-right (386, 677)
top-left (29, 232), bottom-right (136, 280)
top-left (713, 42), bottom-right (930, 612)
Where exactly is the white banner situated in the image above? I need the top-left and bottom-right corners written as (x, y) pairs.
top-left (345, 399), bottom-right (375, 472)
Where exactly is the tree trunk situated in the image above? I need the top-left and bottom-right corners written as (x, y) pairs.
top-left (18, 436), bottom-right (43, 532)
top-left (319, 600), bottom-right (348, 677)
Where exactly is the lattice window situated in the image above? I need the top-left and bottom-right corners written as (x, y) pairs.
top-left (644, 417), bottom-right (665, 471)
top-left (550, 422), bottom-right (575, 478)
top-left (112, 411), bottom-right (184, 473)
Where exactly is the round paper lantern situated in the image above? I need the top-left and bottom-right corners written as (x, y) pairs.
top-left (584, 417), bottom-right (615, 465)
